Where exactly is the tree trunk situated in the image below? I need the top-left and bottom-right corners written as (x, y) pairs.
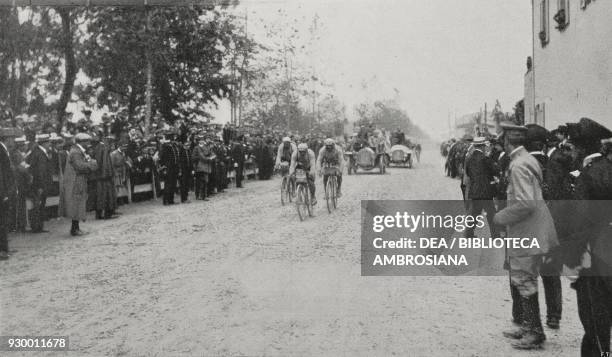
top-left (55, 7), bottom-right (77, 133)
top-left (127, 86), bottom-right (138, 122)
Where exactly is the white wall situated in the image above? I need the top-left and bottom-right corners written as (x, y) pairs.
top-left (525, 69), bottom-right (535, 124)
top-left (530, 0), bottom-right (612, 130)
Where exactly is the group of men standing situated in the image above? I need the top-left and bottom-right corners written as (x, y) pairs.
top-left (0, 128), bottom-right (136, 258)
top-left (459, 118), bottom-right (612, 355)
top-left (157, 131), bottom-right (247, 205)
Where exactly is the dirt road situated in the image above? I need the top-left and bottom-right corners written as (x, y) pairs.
top-left (1, 150), bottom-right (583, 356)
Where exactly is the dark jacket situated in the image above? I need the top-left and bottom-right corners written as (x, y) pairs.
top-left (569, 156), bottom-right (612, 276)
top-left (0, 142), bottom-right (15, 200)
top-left (27, 145), bottom-right (53, 193)
top-left (231, 142), bottom-right (245, 165)
top-left (465, 149), bottom-right (497, 200)
top-left (160, 142), bottom-right (179, 170)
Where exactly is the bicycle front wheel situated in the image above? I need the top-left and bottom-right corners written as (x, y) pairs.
top-left (281, 176), bottom-right (288, 206)
top-left (325, 177), bottom-right (333, 214)
top-left (331, 176), bottom-right (338, 209)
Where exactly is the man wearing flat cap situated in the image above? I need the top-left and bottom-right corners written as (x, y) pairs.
top-left (26, 134), bottom-right (54, 233)
top-left (63, 133), bottom-right (98, 236)
top-left (493, 122), bottom-right (558, 350)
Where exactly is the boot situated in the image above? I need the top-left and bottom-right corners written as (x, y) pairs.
top-left (542, 275), bottom-right (562, 329)
top-left (502, 324), bottom-right (524, 340)
top-left (202, 183), bottom-right (209, 201)
top-left (512, 294), bottom-right (545, 350)
top-left (511, 283), bottom-right (523, 325)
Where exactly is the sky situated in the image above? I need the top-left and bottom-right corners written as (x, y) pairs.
top-left (216, 0), bottom-right (533, 138)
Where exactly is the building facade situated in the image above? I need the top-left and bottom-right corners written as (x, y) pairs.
top-left (525, 0), bottom-right (612, 130)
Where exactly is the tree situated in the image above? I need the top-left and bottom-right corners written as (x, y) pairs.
top-left (0, 8), bottom-right (53, 117)
top-left (353, 99), bottom-right (429, 140)
top-left (0, 7), bottom-right (84, 131)
top-left (81, 5), bottom-right (244, 126)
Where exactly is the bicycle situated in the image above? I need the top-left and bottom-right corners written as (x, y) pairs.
top-left (294, 168), bottom-right (314, 221)
top-left (322, 164), bottom-right (339, 214)
top-left (279, 162), bottom-right (294, 206)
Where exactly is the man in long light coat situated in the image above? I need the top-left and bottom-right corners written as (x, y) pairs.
top-left (493, 123), bottom-right (558, 350)
top-left (63, 133), bottom-right (98, 236)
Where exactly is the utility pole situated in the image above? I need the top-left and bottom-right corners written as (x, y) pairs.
top-left (238, 11), bottom-right (248, 127)
top-left (144, 3), bottom-right (152, 136)
top-left (447, 111), bottom-right (452, 138)
top-left (484, 102), bottom-right (488, 129)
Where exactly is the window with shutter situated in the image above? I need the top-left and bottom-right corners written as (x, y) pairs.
top-left (554, 0), bottom-right (570, 30)
top-left (540, 0), bottom-right (550, 46)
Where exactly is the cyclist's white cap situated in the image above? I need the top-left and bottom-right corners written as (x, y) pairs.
top-left (297, 143), bottom-right (308, 151)
top-left (282, 137), bottom-right (291, 142)
top-left (324, 138), bottom-right (335, 146)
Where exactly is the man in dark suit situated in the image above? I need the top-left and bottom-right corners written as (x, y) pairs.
top-left (571, 137), bottom-right (612, 357)
top-left (527, 125), bottom-right (564, 328)
top-left (178, 140), bottom-right (193, 203)
top-left (526, 124), bottom-right (563, 330)
top-left (1, 128), bottom-right (17, 260)
top-left (231, 136), bottom-right (246, 188)
top-left (27, 134), bottom-right (53, 233)
top-left (464, 137), bottom-right (497, 238)
top-left (160, 133), bottom-right (179, 205)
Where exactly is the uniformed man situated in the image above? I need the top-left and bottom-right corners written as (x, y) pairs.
top-left (564, 120), bottom-right (612, 357)
top-left (159, 132), bottom-right (180, 205)
top-left (178, 140), bottom-right (193, 203)
top-left (525, 124), bottom-right (564, 330)
top-left (231, 136), bottom-right (246, 188)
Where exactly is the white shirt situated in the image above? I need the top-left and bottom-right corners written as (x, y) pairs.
top-left (510, 146), bottom-right (524, 157)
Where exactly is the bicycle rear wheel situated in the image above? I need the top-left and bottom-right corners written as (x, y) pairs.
top-left (281, 176), bottom-right (288, 206)
top-left (296, 184), bottom-right (307, 221)
top-left (288, 177), bottom-right (295, 202)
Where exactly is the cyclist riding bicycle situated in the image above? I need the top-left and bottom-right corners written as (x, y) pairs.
top-left (317, 138), bottom-right (345, 198)
top-left (275, 137), bottom-right (297, 174)
top-left (289, 143), bottom-right (317, 206)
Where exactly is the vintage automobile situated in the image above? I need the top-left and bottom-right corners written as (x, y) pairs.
top-left (388, 144), bottom-right (414, 168)
top-left (345, 140), bottom-right (386, 175)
